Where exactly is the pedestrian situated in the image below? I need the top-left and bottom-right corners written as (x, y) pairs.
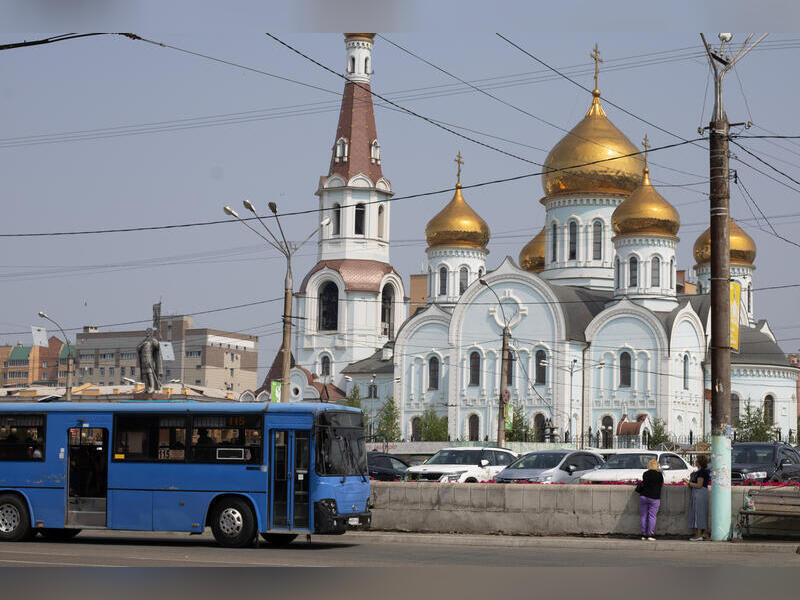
top-left (637, 458), bottom-right (663, 541)
top-left (683, 454), bottom-right (711, 541)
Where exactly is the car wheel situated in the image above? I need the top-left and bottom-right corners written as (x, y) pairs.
top-left (0, 494), bottom-right (31, 542)
top-left (40, 528), bottom-right (81, 540)
top-left (211, 498), bottom-right (257, 548)
top-left (260, 533), bottom-right (298, 546)
top-left (464, 478), bottom-right (477, 483)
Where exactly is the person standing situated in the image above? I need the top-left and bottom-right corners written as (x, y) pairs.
top-left (684, 454), bottom-right (711, 541)
top-left (638, 458), bottom-right (664, 541)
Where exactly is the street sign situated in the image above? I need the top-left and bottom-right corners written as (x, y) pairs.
top-left (160, 341), bottom-right (175, 362)
top-left (31, 326), bottom-right (48, 347)
top-left (502, 389), bottom-right (511, 404)
top-left (270, 380), bottom-right (282, 402)
top-left (730, 281), bottom-right (741, 352)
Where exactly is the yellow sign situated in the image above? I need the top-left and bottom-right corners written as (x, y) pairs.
top-left (730, 281), bottom-right (741, 352)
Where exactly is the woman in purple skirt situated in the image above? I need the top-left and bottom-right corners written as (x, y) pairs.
top-left (638, 458), bottom-right (664, 540)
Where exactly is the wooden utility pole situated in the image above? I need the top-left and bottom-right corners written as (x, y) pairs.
top-left (497, 325), bottom-right (511, 448)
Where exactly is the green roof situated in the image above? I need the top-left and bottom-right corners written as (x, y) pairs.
top-left (9, 345), bottom-right (31, 360)
top-left (58, 344), bottom-right (74, 358)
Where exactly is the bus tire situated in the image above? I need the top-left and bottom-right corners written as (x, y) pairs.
top-left (260, 533), bottom-right (297, 546)
top-left (210, 497), bottom-right (257, 548)
top-left (0, 494), bottom-right (31, 542)
top-left (40, 528), bottom-right (81, 540)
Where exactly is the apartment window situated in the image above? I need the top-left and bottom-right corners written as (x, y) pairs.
top-left (121, 352), bottom-right (136, 360)
top-left (185, 350), bottom-right (202, 358)
top-left (42, 361), bottom-right (48, 368)
top-left (195, 365), bottom-right (202, 370)
top-left (109, 367), bottom-right (115, 376)
top-left (230, 368), bottom-right (235, 377)
top-left (195, 380), bottom-right (201, 385)
top-left (88, 368), bottom-right (94, 376)
top-left (100, 353), bottom-right (114, 360)
top-left (99, 367), bottom-right (105, 376)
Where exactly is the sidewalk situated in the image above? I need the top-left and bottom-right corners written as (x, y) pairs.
top-left (350, 530), bottom-right (800, 555)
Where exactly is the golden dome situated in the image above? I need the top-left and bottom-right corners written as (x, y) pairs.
top-left (542, 89), bottom-right (644, 198)
top-left (519, 226), bottom-right (546, 272)
top-left (425, 184), bottom-right (490, 250)
top-left (693, 219), bottom-right (757, 267)
top-left (612, 160), bottom-right (680, 238)
top-left (344, 33), bottom-right (375, 41)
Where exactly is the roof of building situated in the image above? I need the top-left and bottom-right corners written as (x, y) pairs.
top-left (616, 414), bottom-right (649, 436)
top-left (733, 323), bottom-right (791, 367)
top-left (549, 285), bottom-right (613, 342)
top-left (298, 258), bottom-right (399, 293)
top-left (341, 345), bottom-right (394, 375)
top-left (8, 345), bottom-right (31, 360)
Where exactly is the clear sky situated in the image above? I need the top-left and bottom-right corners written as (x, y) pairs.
top-left (3, 3), bottom-right (800, 382)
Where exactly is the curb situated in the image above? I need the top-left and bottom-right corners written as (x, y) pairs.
top-left (348, 530), bottom-right (800, 554)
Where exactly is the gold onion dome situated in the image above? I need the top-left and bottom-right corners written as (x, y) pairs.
top-left (612, 137), bottom-right (680, 238)
top-left (519, 226), bottom-right (546, 272)
top-left (425, 152), bottom-right (490, 250)
top-left (693, 219), bottom-right (757, 267)
top-left (344, 33), bottom-right (376, 40)
top-left (541, 45), bottom-right (643, 198)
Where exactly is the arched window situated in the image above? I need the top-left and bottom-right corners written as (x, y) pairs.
top-left (670, 258), bottom-right (675, 289)
top-left (348, 56), bottom-right (355, 73)
top-left (593, 220), bottom-right (603, 260)
top-left (320, 355), bottom-right (331, 377)
top-left (381, 284), bottom-right (394, 338)
top-left (318, 282), bottom-right (339, 331)
top-left (764, 395), bottom-right (775, 424)
top-left (427, 267), bottom-right (433, 297)
top-left (533, 413), bottom-right (546, 442)
top-left (535, 350), bottom-right (547, 385)
top-left (469, 351), bottom-right (481, 386)
top-left (335, 137), bottom-right (348, 160)
top-left (354, 203), bottom-right (365, 235)
top-left (629, 256), bottom-right (638, 288)
top-left (615, 258), bottom-right (620, 289)
top-left (459, 267), bottom-right (468, 295)
top-left (619, 351), bottom-right (632, 387)
top-left (747, 284), bottom-right (752, 312)
top-left (371, 139), bottom-right (380, 162)
top-left (364, 56), bottom-right (370, 74)
top-left (439, 267), bottom-right (448, 296)
top-left (428, 356), bottom-right (439, 390)
top-left (683, 354), bottom-right (690, 390)
top-left (506, 349), bottom-right (514, 386)
top-left (731, 393), bottom-right (740, 424)
top-left (568, 221), bottom-right (578, 260)
top-left (468, 414), bottom-right (479, 441)
top-left (651, 257), bottom-right (661, 288)
top-left (377, 205), bottom-right (385, 239)
top-left (411, 417), bottom-right (421, 442)
top-left (331, 203), bottom-right (341, 236)
top-left (601, 415), bottom-right (614, 449)
top-left (551, 223), bottom-right (558, 263)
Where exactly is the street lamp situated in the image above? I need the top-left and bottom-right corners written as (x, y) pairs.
top-left (38, 311), bottom-right (73, 402)
top-left (224, 201), bottom-right (329, 403)
top-left (541, 358), bottom-right (603, 448)
top-left (479, 278), bottom-right (510, 448)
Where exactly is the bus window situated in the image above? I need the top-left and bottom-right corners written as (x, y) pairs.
top-left (0, 414), bottom-right (46, 461)
top-left (190, 415), bottom-right (262, 464)
top-left (157, 416), bottom-right (187, 461)
top-left (114, 415), bottom-right (188, 461)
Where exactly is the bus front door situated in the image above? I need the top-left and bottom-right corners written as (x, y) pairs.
top-left (66, 427), bottom-right (109, 528)
top-left (269, 429), bottom-right (310, 532)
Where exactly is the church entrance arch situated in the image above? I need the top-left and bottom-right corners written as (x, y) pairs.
top-left (410, 417), bottom-right (421, 441)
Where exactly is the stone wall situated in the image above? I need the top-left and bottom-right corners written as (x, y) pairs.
top-left (370, 482), bottom-right (800, 538)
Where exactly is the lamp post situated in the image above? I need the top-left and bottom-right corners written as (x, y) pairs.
top-left (224, 201), bottom-right (329, 403)
top-left (38, 311), bottom-right (72, 402)
top-left (540, 358), bottom-right (604, 448)
top-left (479, 279), bottom-right (510, 448)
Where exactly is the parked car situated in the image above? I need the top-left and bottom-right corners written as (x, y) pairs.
top-left (406, 447), bottom-right (517, 483)
top-left (367, 451), bottom-right (410, 481)
top-left (495, 450), bottom-right (604, 484)
top-left (579, 450), bottom-right (691, 483)
top-left (731, 442), bottom-right (800, 483)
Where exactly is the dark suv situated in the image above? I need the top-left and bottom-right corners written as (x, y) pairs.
top-left (367, 452), bottom-right (410, 481)
top-left (731, 442), bottom-right (800, 483)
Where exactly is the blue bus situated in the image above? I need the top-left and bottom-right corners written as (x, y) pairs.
top-left (0, 400), bottom-right (370, 547)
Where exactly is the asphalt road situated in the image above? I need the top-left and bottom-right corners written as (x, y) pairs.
top-left (0, 530), bottom-right (798, 567)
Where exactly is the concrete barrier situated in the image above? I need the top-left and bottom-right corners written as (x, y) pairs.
top-left (370, 483), bottom-right (800, 538)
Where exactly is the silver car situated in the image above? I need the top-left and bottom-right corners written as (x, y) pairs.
top-left (494, 450), bottom-right (604, 484)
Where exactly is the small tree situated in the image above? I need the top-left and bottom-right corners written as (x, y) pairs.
top-left (647, 417), bottom-right (671, 449)
top-left (505, 403), bottom-right (530, 442)
top-left (342, 385), bottom-right (368, 432)
top-left (419, 407), bottom-right (448, 441)
top-left (735, 403), bottom-right (775, 442)
top-left (375, 396), bottom-right (402, 442)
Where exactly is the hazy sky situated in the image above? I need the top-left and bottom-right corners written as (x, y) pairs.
top-left (3, 4), bottom-right (800, 382)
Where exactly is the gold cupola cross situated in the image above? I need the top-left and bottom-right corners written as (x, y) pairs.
top-left (454, 150), bottom-right (464, 184)
top-left (642, 134), bottom-right (651, 169)
top-left (590, 42), bottom-right (603, 91)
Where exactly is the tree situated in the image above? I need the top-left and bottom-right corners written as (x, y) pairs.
top-left (735, 403), bottom-right (775, 442)
top-left (647, 417), bottom-right (671, 449)
top-left (375, 396), bottom-right (401, 442)
top-left (342, 385), bottom-right (368, 432)
top-left (505, 403), bottom-right (530, 442)
top-left (418, 407), bottom-right (448, 441)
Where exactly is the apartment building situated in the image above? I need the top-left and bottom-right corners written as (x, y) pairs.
top-left (0, 336), bottom-right (64, 387)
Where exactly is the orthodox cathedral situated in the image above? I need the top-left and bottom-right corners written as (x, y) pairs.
top-left (281, 34), bottom-right (798, 445)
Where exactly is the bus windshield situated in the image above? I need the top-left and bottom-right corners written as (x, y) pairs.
top-left (316, 411), bottom-right (367, 476)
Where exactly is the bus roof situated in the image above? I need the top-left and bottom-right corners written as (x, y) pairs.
top-left (0, 400), bottom-right (359, 414)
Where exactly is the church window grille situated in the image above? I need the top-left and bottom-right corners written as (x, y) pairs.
top-left (568, 221), bottom-right (578, 260)
top-left (468, 415), bottom-right (479, 441)
top-left (731, 393), bottom-right (740, 424)
top-left (535, 350), bottom-right (547, 385)
top-left (629, 256), bottom-right (638, 288)
top-left (321, 355), bottom-right (331, 377)
top-left (381, 284), bottom-right (394, 339)
top-left (331, 203), bottom-right (341, 236)
top-left (428, 356), bottom-right (439, 390)
top-left (439, 267), bottom-right (448, 297)
top-left (551, 223), bottom-right (558, 263)
top-left (469, 352), bottom-right (481, 386)
top-left (377, 205), bottom-right (385, 239)
top-left (354, 203), bottom-right (366, 235)
top-left (764, 395), bottom-right (775, 424)
top-left (682, 354), bottom-right (690, 390)
top-left (593, 220), bottom-right (603, 260)
top-left (459, 267), bottom-right (468, 295)
top-left (318, 282), bottom-right (339, 332)
top-left (619, 351), bottom-right (632, 387)
top-left (651, 257), bottom-right (661, 288)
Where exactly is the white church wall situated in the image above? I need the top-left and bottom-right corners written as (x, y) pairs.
top-left (668, 316), bottom-right (706, 439)
top-left (731, 366), bottom-right (798, 440)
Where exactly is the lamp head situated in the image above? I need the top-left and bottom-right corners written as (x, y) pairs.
top-left (243, 199), bottom-right (257, 213)
top-left (268, 201), bottom-right (278, 214)
top-left (320, 217), bottom-right (331, 227)
top-left (718, 32), bottom-right (733, 43)
top-left (223, 205), bottom-right (239, 218)
top-left (38, 311), bottom-right (48, 319)
top-left (479, 278), bottom-right (488, 286)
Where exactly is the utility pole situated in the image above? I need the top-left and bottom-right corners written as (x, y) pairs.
top-left (480, 278), bottom-right (510, 448)
top-left (700, 32), bottom-right (766, 542)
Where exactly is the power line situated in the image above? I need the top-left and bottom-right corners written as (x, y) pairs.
top-left (730, 139), bottom-right (800, 187)
top-left (0, 33), bottom-right (128, 51)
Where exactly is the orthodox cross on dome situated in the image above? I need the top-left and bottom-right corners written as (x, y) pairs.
top-left (642, 134), bottom-right (651, 169)
top-left (454, 150), bottom-right (464, 184)
top-left (590, 42), bottom-right (603, 91)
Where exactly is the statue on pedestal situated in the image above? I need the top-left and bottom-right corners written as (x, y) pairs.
top-left (137, 328), bottom-right (163, 394)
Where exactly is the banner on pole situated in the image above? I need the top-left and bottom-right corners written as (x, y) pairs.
top-left (31, 326), bottom-right (48, 347)
top-left (504, 403), bottom-right (513, 431)
top-left (270, 380), bottom-right (282, 402)
top-left (160, 341), bottom-right (175, 362)
top-left (730, 281), bottom-right (741, 352)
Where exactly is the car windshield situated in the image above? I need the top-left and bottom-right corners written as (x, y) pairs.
top-left (602, 453), bottom-right (657, 469)
top-left (426, 449), bottom-right (482, 465)
top-left (732, 446), bottom-right (775, 464)
top-left (508, 452), bottom-right (566, 470)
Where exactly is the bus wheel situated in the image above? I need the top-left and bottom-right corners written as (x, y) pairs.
top-left (211, 498), bottom-right (256, 548)
top-left (0, 494), bottom-right (31, 542)
top-left (40, 528), bottom-right (81, 540)
top-left (260, 533), bottom-right (297, 546)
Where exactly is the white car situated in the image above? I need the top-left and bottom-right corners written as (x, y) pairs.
top-left (406, 447), bottom-right (518, 483)
top-left (579, 450), bottom-right (692, 484)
